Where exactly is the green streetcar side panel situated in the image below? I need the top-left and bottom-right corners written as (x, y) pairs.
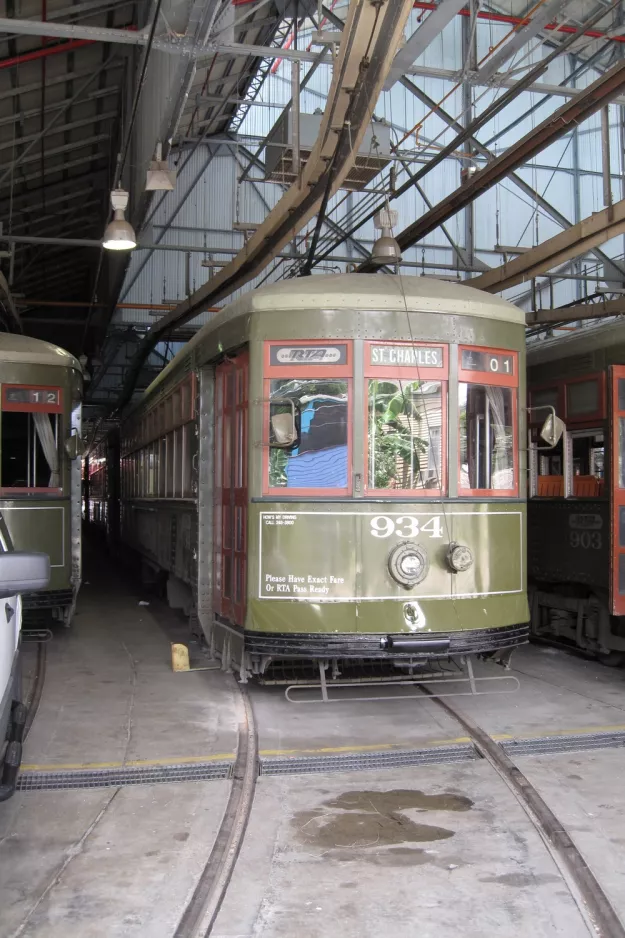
top-left (248, 502), bottom-right (528, 635)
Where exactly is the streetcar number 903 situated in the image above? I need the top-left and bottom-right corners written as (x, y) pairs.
top-left (569, 531), bottom-right (602, 550)
top-left (370, 516), bottom-right (444, 539)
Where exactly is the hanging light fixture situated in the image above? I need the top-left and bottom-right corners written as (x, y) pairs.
top-left (102, 189), bottom-right (137, 251)
top-left (371, 207), bottom-right (402, 266)
top-left (146, 142), bottom-right (176, 191)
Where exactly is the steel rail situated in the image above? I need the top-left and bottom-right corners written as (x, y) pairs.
top-left (173, 683), bottom-right (257, 938)
top-left (427, 691), bottom-right (625, 938)
top-left (23, 640), bottom-right (47, 741)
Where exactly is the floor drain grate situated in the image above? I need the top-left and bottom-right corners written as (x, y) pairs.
top-left (501, 731), bottom-right (625, 758)
top-left (17, 761), bottom-right (234, 791)
top-left (260, 744), bottom-right (477, 776)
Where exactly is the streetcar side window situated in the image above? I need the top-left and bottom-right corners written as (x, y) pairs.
top-left (367, 379), bottom-right (443, 492)
top-left (119, 373), bottom-right (196, 500)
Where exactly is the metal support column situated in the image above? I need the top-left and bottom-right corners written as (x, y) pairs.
top-left (602, 106), bottom-right (613, 208)
top-left (462, 0), bottom-right (477, 277)
top-left (570, 54), bottom-right (583, 304)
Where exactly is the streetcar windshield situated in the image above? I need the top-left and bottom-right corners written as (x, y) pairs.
top-left (268, 378), bottom-right (349, 490)
top-left (367, 379), bottom-right (443, 491)
top-left (0, 385), bottom-right (63, 492)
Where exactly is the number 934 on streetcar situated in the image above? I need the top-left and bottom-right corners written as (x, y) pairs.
top-left (114, 274), bottom-right (530, 686)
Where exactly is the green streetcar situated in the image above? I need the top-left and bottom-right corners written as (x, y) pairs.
top-left (0, 334), bottom-right (83, 626)
top-left (91, 274), bottom-right (530, 687)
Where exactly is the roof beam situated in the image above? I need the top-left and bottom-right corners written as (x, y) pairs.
top-left (359, 58), bottom-right (625, 271)
top-left (314, 2), bottom-right (625, 285)
top-left (397, 77), bottom-right (625, 286)
top-left (472, 199), bottom-right (625, 293)
top-left (117, 0), bottom-right (415, 406)
top-left (383, 0), bottom-right (467, 91)
top-left (0, 153), bottom-right (108, 188)
top-left (0, 110), bottom-right (117, 154)
top-left (526, 296), bottom-right (625, 324)
top-left (0, 62), bottom-right (120, 101)
top-left (0, 86), bottom-right (119, 128)
top-left (473, 0), bottom-right (574, 86)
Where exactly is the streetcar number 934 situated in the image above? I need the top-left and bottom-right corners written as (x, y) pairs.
top-left (370, 516), bottom-right (444, 539)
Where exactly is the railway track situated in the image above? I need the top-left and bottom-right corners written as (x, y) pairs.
top-left (172, 676), bottom-right (625, 938)
top-left (427, 691), bottom-right (625, 938)
top-left (174, 682), bottom-right (258, 938)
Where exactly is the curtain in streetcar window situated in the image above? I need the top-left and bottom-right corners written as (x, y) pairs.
top-left (368, 380), bottom-right (443, 491)
top-left (1, 412), bottom-right (60, 488)
top-left (459, 384), bottom-right (513, 491)
top-left (269, 378), bottom-right (348, 488)
top-left (619, 416), bottom-right (625, 489)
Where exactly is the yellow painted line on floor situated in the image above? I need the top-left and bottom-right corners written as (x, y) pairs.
top-left (21, 723), bottom-right (625, 774)
top-left (21, 753), bottom-right (236, 772)
top-left (257, 738), bottom-right (471, 757)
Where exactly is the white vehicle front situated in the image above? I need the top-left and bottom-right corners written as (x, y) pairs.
top-left (0, 523), bottom-right (49, 801)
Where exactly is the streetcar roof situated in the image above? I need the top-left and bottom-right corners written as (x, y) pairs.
top-left (527, 318), bottom-right (625, 367)
top-left (145, 274), bottom-right (523, 399)
top-left (220, 274), bottom-right (522, 321)
top-left (0, 333), bottom-right (80, 370)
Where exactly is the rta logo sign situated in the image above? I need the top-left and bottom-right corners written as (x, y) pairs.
top-left (276, 347), bottom-right (341, 364)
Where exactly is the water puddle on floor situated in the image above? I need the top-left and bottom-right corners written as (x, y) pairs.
top-left (293, 789), bottom-right (473, 862)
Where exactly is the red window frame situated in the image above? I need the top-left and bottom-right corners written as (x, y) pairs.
top-left (263, 340), bottom-right (353, 497)
top-left (458, 345), bottom-right (519, 498)
top-left (564, 372), bottom-right (606, 425)
top-left (527, 374), bottom-right (606, 428)
top-left (364, 341), bottom-right (448, 498)
top-left (610, 366), bottom-right (625, 615)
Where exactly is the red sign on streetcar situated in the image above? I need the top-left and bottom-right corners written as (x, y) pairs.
top-left (2, 385), bottom-right (63, 413)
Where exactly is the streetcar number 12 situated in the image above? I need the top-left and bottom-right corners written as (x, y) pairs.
top-left (370, 516), bottom-right (444, 539)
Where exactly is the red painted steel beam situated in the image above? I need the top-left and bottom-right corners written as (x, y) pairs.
top-left (0, 38), bottom-right (93, 69)
top-left (412, 1), bottom-right (625, 43)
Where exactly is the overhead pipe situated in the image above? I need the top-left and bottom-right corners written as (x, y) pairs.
top-left (0, 38), bottom-right (92, 70)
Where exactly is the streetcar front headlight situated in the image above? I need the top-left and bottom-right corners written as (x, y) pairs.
top-left (447, 542), bottom-right (474, 573)
top-left (388, 542), bottom-right (429, 588)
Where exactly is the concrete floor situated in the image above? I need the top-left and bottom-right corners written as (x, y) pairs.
top-left (214, 763), bottom-right (589, 938)
top-left (22, 554), bottom-right (239, 770)
top-left (249, 643), bottom-right (625, 758)
top-left (1, 780), bottom-right (230, 937)
top-left (3, 548), bottom-right (625, 936)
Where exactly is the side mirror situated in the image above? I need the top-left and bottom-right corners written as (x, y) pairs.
top-left (540, 413), bottom-right (565, 447)
top-left (65, 432), bottom-right (85, 460)
top-left (0, 552), bottom-right (50, 599)
top-left (271, 412), bottom-right (298, 446)
top-left (269, 399), bottom-right (300, 449)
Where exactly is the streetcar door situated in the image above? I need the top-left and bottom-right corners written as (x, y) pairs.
top-left (610, 366), bottom-right (625, 615)
top-left (214, 352), bottom-right (248, 626)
